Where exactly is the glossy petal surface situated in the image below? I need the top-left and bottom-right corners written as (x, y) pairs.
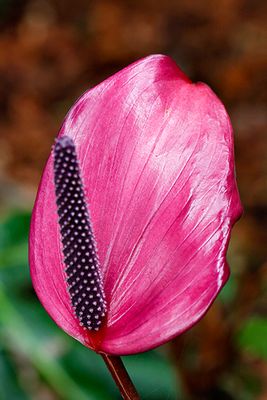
top-left (29, 55), bottom-right (242, 355)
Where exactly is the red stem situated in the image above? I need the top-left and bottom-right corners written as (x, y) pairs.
top-left (101, 354), bottom-right (140, 400)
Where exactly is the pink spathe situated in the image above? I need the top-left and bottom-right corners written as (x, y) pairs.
top-left (29, 54), bottom-right (242, 355)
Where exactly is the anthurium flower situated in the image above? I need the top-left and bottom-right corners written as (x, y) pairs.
top-left (29, 54), bottom-right (242, 357)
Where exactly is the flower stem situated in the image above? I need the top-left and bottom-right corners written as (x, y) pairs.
top-left (101, 354), bottom-right (140, 400)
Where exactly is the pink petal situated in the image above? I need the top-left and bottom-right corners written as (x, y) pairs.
top-left (29, 54), bottom-right (242, 355)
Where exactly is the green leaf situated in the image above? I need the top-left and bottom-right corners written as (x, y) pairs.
top-left (218, 273), bottom-right (238, 304)
top-left (0, 211), bottom-right (30, 248)
top-left (123, 350), bottom-right (178, 399)
top-left (0, 210), bottom-right (31, 296)
top-left (237, 317), bottom-right (267, 360)
top-left (0, 211), bottom-right (30, 269)
top-left (0, 347), bottom-right (30, 400)
top-left (61, 346), bottom-right (117, 399)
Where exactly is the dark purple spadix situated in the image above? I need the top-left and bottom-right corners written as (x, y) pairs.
top-left (53, 136), bottom-right (107, 331)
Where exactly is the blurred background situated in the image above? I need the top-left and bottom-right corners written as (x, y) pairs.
top-left (0, 0), bottom-right (266, 399)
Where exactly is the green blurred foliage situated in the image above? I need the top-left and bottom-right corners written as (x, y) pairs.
top-left (237, 317), bottom-right (267, 360)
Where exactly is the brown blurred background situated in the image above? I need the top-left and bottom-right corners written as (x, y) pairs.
top-left (0, 1), bottom-right (266, 400)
